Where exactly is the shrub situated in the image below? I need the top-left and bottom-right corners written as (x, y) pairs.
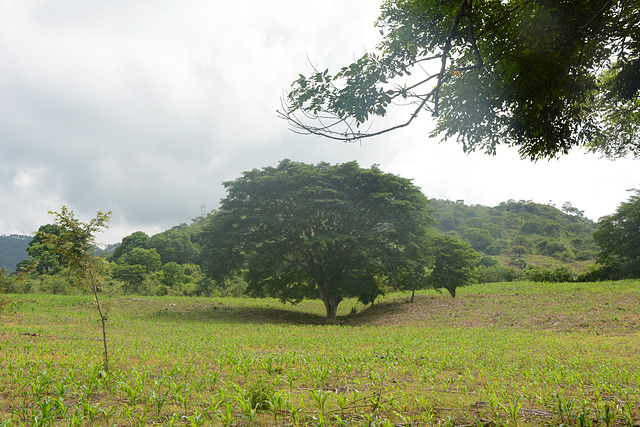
top-left (477, 256), bottom-right (499, 268)
top-left (526, 266), bottom-right (575, 282)
top-left (476, 265), bottom-right (525, 283)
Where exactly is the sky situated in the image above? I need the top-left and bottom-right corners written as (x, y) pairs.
top-left (1, 1), bottom-right (638, 245)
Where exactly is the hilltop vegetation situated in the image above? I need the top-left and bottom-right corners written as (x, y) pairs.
top-left (431, 199), bottom-right (598, 260)
top-left (7, 182), bottom-right (640, 300)
top-left (0, 197), bottom-right (605, 297)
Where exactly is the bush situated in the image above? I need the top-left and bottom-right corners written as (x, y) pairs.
top-left (526, 266), bottom-right (575, 282)
top-left (38, 275), bottom-right (69, 294)
top-left (576, 260), bottom-right (636, 282)
top-left (477, 256), bottom-right (499, 268)
top-left (476, 264), bottom-right (525, 283)
top-left (574, 251), bottom-right (594, 261)
top-left (484, 242), bottom-right (507, 255)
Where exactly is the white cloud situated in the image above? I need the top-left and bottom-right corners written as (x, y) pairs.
top-left (0, 0), bottom-right (637, 245)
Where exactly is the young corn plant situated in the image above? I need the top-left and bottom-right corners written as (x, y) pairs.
top-left (215, 401), bottom-right (236, 427)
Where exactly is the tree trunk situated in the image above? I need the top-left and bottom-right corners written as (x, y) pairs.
top-left (410, 289), bottom-right (415, 303)
top-left (323, 296), bottom-right (339, 324)
top-left (89, 270), bottom-right (109, 372)
top-left (447, 286), bottom-right (456, 298)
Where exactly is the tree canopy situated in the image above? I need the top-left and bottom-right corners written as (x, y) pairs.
top-left (202, 160), bottom-right (433, 322)
top-left (427, 233), bottom-right (480, 297)
top-left (593, 189), bottom-right (640, 278)
top-left (281, 0), bottom-right (640, 160)
top-left (26, 224), bottom-right (64, 274)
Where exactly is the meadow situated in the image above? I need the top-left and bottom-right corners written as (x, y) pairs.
top-left (1, 280), bottom-right (639, 426)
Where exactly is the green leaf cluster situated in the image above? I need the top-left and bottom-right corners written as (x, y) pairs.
top-left (283, 0), bottom-right (640, 159)
top-left (593, 189), bottom-right (640, 278)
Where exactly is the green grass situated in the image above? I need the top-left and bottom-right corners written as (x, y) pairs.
top-left (1, 281), bottom-right (639, 426)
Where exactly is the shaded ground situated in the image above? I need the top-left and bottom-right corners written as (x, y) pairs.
top-left (123, 283), bottom-right (640, 336)
top-left (4, 282), bottom-right (639, 335)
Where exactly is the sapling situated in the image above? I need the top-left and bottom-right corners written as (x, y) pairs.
top-left (41, 207), bottom-right (112, 371)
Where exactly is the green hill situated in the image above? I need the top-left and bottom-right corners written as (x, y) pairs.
top-left (0, 235), bottom-right (31, 272)
top-left (430, 199), bottom-right (598, 273)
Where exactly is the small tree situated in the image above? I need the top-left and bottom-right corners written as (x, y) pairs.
top-left (25, 224), bottom-right (66, 274)
top-left (428, 234), bottom-right (480, 298)
top-left (40, 206), bottom-right (112, 371)
top-left (111, 264), bottom-right (146, 294)
top-left (386, 235), bottom-right (431, 302)
top-left (161, 262), bottom-right (187, 287)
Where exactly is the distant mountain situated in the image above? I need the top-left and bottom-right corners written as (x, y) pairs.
top-left (0, 234), bottom-right (31, 272)
top-left (95, 243), bottom-right (120, 256)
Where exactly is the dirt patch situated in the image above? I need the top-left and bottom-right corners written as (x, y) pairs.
top-left (341, 291), bottom-right (640, 335)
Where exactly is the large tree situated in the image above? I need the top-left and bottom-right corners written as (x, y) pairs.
top-left (280, 0), bottom-right (640, 160)
top-left (593, 189), bottom-right (640, 278)
top-left (202, 160), bottom-right (433, 322)
top-left (427, 234), bottom-right (480, 298)
top-left (111, 231), bottom-right (149, 261)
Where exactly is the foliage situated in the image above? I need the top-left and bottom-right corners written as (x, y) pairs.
top-left (431, 199), bottom-right (598, 262)
top-left (0, 268), bottom-right (16, 315)
top-left (593, 189), bottom-right (640, 279)
top-left (26, 224), bottom-right (65, 274)
top-left (281, 0), bottom-right (640, 160)
top-left (110, 231), bottom-right (149, 261)
top-left (462, 227), bottom-right (493, 252)
top-left (13, 198), bottom-right (600, 295)
top-left (40, 206), bottom-right (112, 371)
top-left (107, 227), bottom-right (202, 293)
top-left (202, 160), bottom-right (433, 322)
top-left (161, 262), bottom-right (187, 287)
top-left (427, 233), bottom-right (480, 297)
top-left (119, 247), bottom-right (162, 273)
top-left (111, 264), bottom-right (147, 294)
top-left (476, 264), bottom-right (524, 283)
top-left (146, 229), bottom-right (201, 265)
top-left (525, 265), bottom-right (575, 283)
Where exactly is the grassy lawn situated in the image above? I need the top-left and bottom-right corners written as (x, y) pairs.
top-left (1, 280), bottom-right (639, 426)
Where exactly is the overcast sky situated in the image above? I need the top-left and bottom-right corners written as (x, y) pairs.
top-left (1, 1), bottom-right (638, 244)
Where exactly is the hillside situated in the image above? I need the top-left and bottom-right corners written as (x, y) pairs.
top-left (0, 234), bottom-right (31, 272)
top-left (430, 199), bottom-right (598, 266)
top-left (3, 199), bottom-right (599, 277)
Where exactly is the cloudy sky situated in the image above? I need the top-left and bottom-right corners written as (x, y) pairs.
top-left (1, 1), bottom-right (638, 244)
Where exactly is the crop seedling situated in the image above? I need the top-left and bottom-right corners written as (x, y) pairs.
top-left (1, 281), bottom-right (640, 425)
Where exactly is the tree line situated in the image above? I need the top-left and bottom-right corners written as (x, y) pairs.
top-left (2, 161), bottom-right (639, 322)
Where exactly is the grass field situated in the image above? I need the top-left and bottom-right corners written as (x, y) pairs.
top-left (1, 280), bottom-right (639, 426)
